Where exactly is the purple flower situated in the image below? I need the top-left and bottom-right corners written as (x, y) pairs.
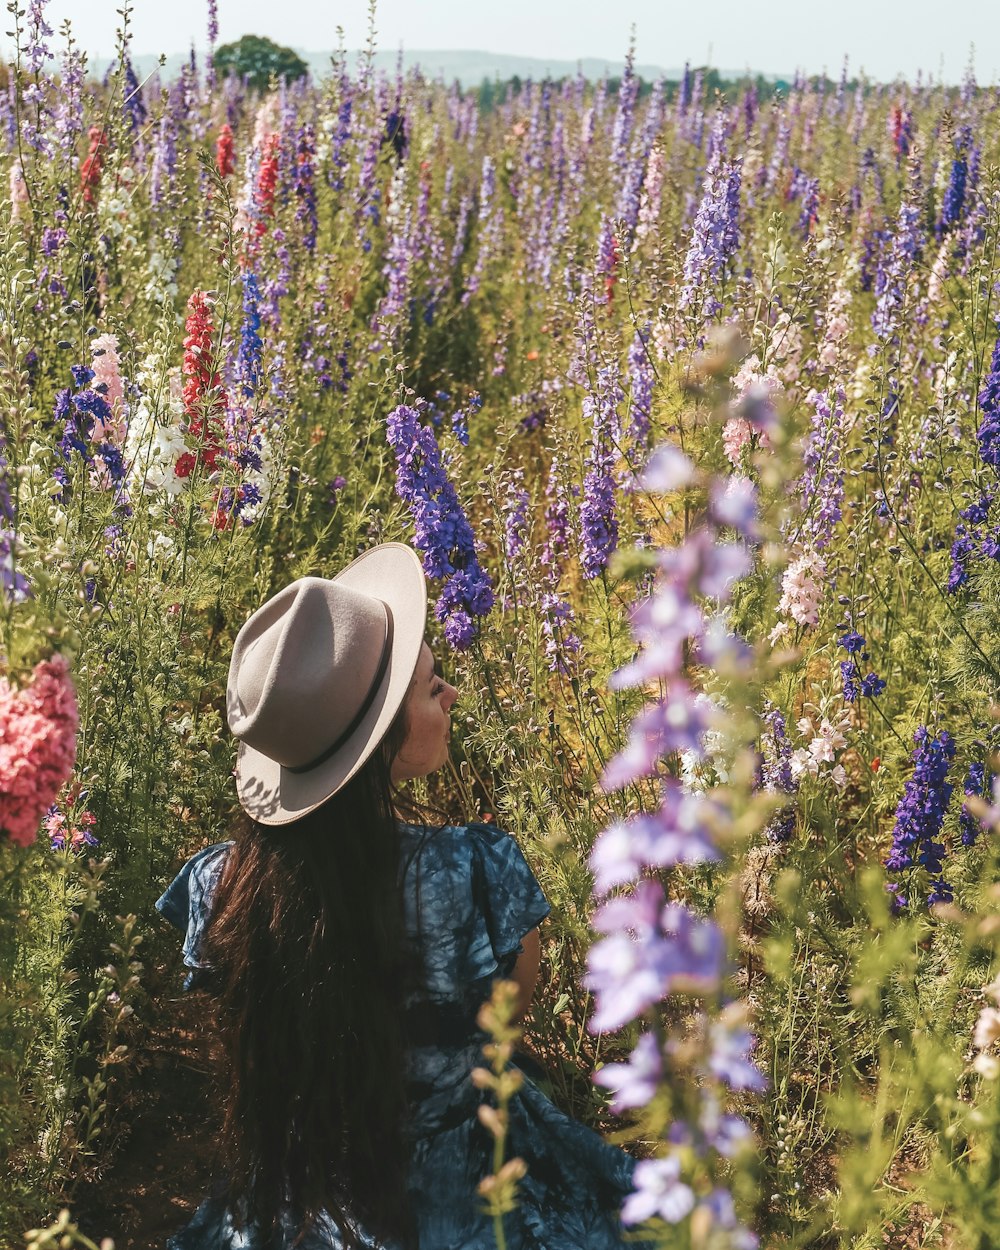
top-left (539, 591), bottom-right (581, 674)
top-left (797, 387), bottom-right (846, 550)
top-left (839, 630), bottom-right (867, 655)
top-left (860, 672), bottom-right (886, 698)
top-left (626, 329), bottom-right (654, 443)
top-left (977, 330), bottom-right (1000, 468)
top-left (710, 475), bottom-right (759, 541)
top-left (678, 113), bottom-right (742, 322)
top-left (938, 127), bottom-right (970, 236)
top-left (589, 783), bottom-right (721, 893)
top-left (579, 364), bottom-right (621, 579)
top-left (884, 727), bottom-right (955, 908)
top-left (871, 155), bottom-right (923, 341)
top-left (587, 886), bottom-right (724, 1032)
top-left (631, 443), bottom-right (695, 494)
top-left (960, 760), bottom-right (989, 847)
top-left (759, 705), bottom-right (797, 842)
top-left (236, 271), bottom-right (263, 398)
top-left (501, 471), bottom-right (530, 564)
top-left (386, 404), bottom-right (494, 649)
top-left (707, 1020), bottom-right (767, 1092)
top-left (947, 523), bottom-right (976, 592)
top-left (621, 1157), bottom-right (695, 1225)
top-left (594, 1032), bottom-right (662, 1113)
top-left (601, 681), bottom-right (714, 790)
top-left (294, 124), bottom-right (318, 253)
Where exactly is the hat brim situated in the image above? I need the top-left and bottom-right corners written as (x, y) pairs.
top-left (234, 543), bottom-right (427, 826)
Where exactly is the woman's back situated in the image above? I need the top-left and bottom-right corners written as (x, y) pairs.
top-left (158, 821), bottom-right (645, 1249)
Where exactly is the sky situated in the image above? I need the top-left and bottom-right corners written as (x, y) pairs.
top-left (19, 0), bottom-right (996, 84)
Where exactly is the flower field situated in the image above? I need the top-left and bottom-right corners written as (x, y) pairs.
top-left (3, 2), bottom-right (1000, 1245)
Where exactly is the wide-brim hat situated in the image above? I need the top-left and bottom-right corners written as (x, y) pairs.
top-left (226, 543), bottom-right (427, 825)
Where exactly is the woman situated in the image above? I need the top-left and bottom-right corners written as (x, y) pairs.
top-left (157, 542), bottom-right (648, 1249)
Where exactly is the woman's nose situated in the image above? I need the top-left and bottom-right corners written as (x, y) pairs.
top-left (444, 683), bottom-right (458, 710)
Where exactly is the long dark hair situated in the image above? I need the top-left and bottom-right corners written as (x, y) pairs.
top-left (202, 710), bottom-right (419, 1248)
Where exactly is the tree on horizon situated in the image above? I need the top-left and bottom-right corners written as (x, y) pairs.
top-left (213, 35), bottom-right (308, 92)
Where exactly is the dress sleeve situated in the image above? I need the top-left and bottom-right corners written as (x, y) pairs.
top-left (463, 822), bottom-right (551, 983)
top-left (155, 841), bottom-right (232, 989)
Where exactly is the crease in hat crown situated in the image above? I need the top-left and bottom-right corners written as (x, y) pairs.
top-left (227, 576), bottom-right (390, 771)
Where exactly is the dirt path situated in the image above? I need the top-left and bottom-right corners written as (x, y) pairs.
top-left (72, 974), bottom-right (221, 1249)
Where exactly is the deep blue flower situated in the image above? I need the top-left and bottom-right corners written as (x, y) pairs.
top-left (884, 727), bottom-right (955, 910)
top-left (938, 127), bottom-right (970, 236)
top-left (237, 272), bottom-right (264, 399)
top-left (977, 331), bottom-right (1000, 467)
top-left (960, 760), bottom-right (990, 847)
top-left (386, 403), bottom-right (494, 649)
top-left (838, 630), bottom-right (867, 655)
top-left (947, 524), bottom-right (976, 593)
top-left (960, 494), bottom-right (992, 525)
top-left (860, 672), bottom-right (887, 698)
top-left (840, 660), bottom-right (861, 703)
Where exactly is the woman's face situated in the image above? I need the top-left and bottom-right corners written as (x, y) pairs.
top-left (390, 643), bottom-right (458, 782)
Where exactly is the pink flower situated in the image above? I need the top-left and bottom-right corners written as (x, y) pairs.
top-left (778, 549), bottom-right (826, 627)
top-left (9, 162), bottom-right (28, 218)
top-left (0, 655), bottom-right (79, 847)
top-left (90, 334), bottom-right (126, 443)
top-left (722, 417), bottom-right (772, 468)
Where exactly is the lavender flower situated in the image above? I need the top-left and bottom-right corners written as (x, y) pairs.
top-left (871, 152), bottom-right (923, 341)
top-left (385, 403), bottom-right (494, 649)
top-left (797, 388), bottom-right (846, 550)
top-left (593, 1032), bottom-right (661, 1113)
top-left (759, 705), bottom-right (797, 843)
top-left (678, 114), bottom-right (742, 322)
top-left (501, 470), bottom-right (530, 564)
top-left (621, 1157), bottom-right (695, 1225)
top-left (579, 365), bottom-right (622, 579)
top-left (626, 329), bottom-right (654, 443)
top-left (294, 124), bottom-right (318, 253)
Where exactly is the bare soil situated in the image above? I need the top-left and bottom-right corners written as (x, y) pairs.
top-left (72, 972), bottom-right (222, 1250)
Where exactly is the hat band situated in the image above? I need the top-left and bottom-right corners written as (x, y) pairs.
top-left (285, 605), bottom-right (395, 776)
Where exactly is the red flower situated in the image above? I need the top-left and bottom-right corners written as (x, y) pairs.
top-left (216, 123), bottom-right (235, 178)
top-left (80, 126), bottom-right (108, 206)
top-left (254, 133), bottom-right (280, 238)
top-left (179, 291), bottom-right (226, 475)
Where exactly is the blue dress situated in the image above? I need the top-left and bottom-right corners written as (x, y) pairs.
top-left (156, 822), bottom-right (647, 1249)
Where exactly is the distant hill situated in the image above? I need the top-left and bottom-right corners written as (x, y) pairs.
top-left (107, 47), bottom-right (781, 88)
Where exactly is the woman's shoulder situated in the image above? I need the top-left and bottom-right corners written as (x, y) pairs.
top-left (155, 840), bottom-right (232, 927)
top-left (398, 820), bottom-right (517, 867)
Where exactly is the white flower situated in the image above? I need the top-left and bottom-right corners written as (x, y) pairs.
top-left (974, 1053), bottom-right (1000, 1080)
top-left (809, 737), bottom-right (836, 765)
top-left (790, 748), bottom-right (818, 780)
top-left (973, 1007), bottom-right (1000, 1050)
top-left (829, 764), bottom-right (848, 790)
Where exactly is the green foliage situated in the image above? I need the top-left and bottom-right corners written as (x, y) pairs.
top-left (213, 35), bottom-right (308, 92)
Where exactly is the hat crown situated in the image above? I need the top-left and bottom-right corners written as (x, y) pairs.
top-left (227, 577), bottom-right (390, 771)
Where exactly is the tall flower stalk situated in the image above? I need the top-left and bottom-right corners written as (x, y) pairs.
top-left (585, 434), bottom-right (762, 1246)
